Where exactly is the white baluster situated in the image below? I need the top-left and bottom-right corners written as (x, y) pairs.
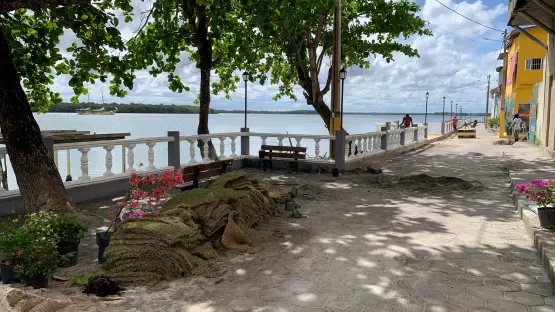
top-left (277, 137), bottom-right (284, 146)
top-left (345, 138), bottom-right (350, 159)
top-left (261, 136), bottom-right (267, 146)
top-left (356, 137), bottom-right (362, 157)
top-left (103, 145), bottom-right (115, 177)
top-left (314, 139), bottom-right (321, 159)
top-left (78, 147), bottom-right (90, 180)
top-left (230, 136), bottom-right (237, 158)
top-left (219, 137), bottom-right (226, 159)
top-left (202, 139), bottom-right (210, 163)
top-left (54, 151), bottom-right (59, 168)
top-left (0, 156), bottom-right (5, 192)
top-left (147, 142), bottom-right (156, 171)
top-left (126, 144), bottom-right (136, 173)
top-left (295, 137), bottom-right (302, 147)
top-left (188, 140), bottom-right (197, 164)
top-left (363, 136), bottom-right (368, 154)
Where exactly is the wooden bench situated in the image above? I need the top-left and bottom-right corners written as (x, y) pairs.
top-left (259, 145), bottom-right (307, 173)
top-left (176, 160), bottom-right (233, 191)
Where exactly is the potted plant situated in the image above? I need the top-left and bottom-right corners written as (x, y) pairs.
top-left (55, 215), bottom-right (87, 267)
top-left (515, 180), bottom-right (555, 228)
top-left (0, 224), bottom-right (26, 284)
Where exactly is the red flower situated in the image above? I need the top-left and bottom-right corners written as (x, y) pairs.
top-left (108, 211), bottom-right (113, 216)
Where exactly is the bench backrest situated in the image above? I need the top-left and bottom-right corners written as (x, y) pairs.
top-left (260, 145), bottom-right (307, 159)
top-left (182, 159), bottom-right (233, 183)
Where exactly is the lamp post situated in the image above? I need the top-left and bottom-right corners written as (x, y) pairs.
top-left (456, 103), bottom-right (458, 117)
top-left (425, 92), bottom-right (429, 123)
top-left (242, 71), bottom-right (249, 128)
top-left (442, 97), bottom-right (446, 123)
top-left (339, 68), bottom-right (347, 130)
top-left (450, 101), bottom-right (453, 119)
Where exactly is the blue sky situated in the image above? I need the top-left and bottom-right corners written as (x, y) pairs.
top-left (52, 0), bottom-right (512, 114)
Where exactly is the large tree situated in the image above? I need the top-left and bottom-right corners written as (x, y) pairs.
top-left (126, 0), bottom-right (252, 159)
top-left (239, 0), bottom-right (432, 129)
top-left (0, 0), bottom-right (135, 212)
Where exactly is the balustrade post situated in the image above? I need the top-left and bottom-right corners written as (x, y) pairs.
top-left (441, 122), bottom-right (445, 135)
top-left (187, 139), bottom-right (197, 164)
top-left (78, 147), bottom-right (91, 181)
top-left (295, 137), bottom-right (302, 147)
top-left (356, 137), bottom-right (362, 156)
top-left (381, 122), bottom-right (390, 151)
top-left (363, 136), bottom-right (368, 154)
top-left (147, 142), bottom-right (156, 171)
top-left (219, 137), bottom-right (226, 159)
top-left (261, 136), bottom-right (267, 146)
top-left (0, 157), bottom-right (5, 192)
top-left (230, 136), bottom-right (238, 158)
top-left (240, 127), bottom-right (250, 156)
top-left (277, 137), bottom-right (284, 146)
top-left (414, 125), bottom-right (420, 142)
top-left (314, 139), bottom-right (321, 159)
top-left (335, 130), bottom-right (346, 171)
top-left (126, 144), bottom-right (136, 173)
top-left (424, 123), bottom-right (428, 139)
top-left (167, 131), bottom-right (181, 170)
top-left (201, 139), bottom-right (210, 163)
top-left (103, 145), bottom-right (115, 177)
top-left (401, 129), bottom-right (406, 146)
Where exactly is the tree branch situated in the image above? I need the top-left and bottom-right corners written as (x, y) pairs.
top-left (313, 10), bottom-right (328, 46)
top-left (316, 40), bottom-right (328, 74)
top-left (0, 0), bottom-right (89, 13)
top-left (321, 66), bottom-right (332, 95)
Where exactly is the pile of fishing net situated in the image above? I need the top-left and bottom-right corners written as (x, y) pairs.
top-left (102, 171), bottom-right (287, 285)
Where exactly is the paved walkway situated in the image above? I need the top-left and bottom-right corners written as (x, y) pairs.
top-left (115, 127), bottom-right (554, 312)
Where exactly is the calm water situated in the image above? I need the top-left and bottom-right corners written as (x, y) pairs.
top-left (2, 113), bottom-right (466, 189)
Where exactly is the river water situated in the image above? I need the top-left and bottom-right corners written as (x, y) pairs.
top-left (3, 113), bottom-right (469, 190)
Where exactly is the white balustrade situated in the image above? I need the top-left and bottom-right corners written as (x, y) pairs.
top-left (230, 136), bottom-right (237, 158)
top-left (188, 139), bottom-right (197, 164)
top-left (277, 137), bottom-right (284, 146)
top-left (78, 147), bottom-right (91, 181)
top-left (103, 145), bottom-right (115, 177)
top-left (295, 137), bottom-right (302, 147)
top-left (201, 139), bottom-right (211, 163)
top-left (314, 139), bottom-right (321, 159)
top-left (126, 144), bottom-right (136, 173)
top-left (261, 136), bottom-right (267, 146)
top-left (219, 137), bottom-right (226, 159)
top-left (146, 142), bottom-right (156, 171)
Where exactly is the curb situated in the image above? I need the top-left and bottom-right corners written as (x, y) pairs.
top-left (503, 151), bottom-right (555, 287)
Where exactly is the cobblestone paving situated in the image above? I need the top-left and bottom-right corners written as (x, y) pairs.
top-left (116, 128), bottom-right (555, 312)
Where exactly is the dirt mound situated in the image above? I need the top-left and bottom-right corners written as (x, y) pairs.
top-left (370, 174), bottom-right (482, 192)
top-left (102, 171), bottom-right (287, 286)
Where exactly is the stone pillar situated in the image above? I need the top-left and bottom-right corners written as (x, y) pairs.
top-left (334, 130), bottom-right (346, 171)
top-left (381, 122), bottom-right (390, 150)
top-left (167, 131), bottom-right (180, 170)
top-left (400, 128), bottom-right (406, 146)
top-left (240, 127), bottom-right (250, 156)
top-left (441, 122), bottom-right (445, 135)
top-left (414, 124), bottom-right (419, 142)
top-left (42, 136), bottom-right (54, 160)
top-left (424, 123), bottom-right (429, 139)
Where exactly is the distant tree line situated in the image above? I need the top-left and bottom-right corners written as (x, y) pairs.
top-left (44, 102), bottom-right (219, 114)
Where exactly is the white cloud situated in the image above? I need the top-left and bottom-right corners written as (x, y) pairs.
top-left (48, 0), bottom-right (509, 114)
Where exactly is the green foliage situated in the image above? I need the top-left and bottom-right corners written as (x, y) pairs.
top-left (46, 102), bottom-right (218, 114)
top-left (72, 273), bottom-right (95, 287)
top-left (1, 0), bottom-right (136, 112)
top-left (237, 0), bottom-right (432, 104)
top-left (488, 117), bottom-right (500, 127)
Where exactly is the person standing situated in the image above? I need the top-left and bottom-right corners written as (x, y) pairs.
top-left (452, 115), bottom-right (458, 132)
top-left (402, 114), bottom-right (413, 128)
top-left (511, 113), bottom-right (523, 142)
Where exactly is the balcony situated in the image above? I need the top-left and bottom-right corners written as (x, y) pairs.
top-left (508, 0), bottom-right (555, 28)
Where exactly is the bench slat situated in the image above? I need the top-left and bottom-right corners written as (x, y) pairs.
top-left (261, 145), bottom-right (307, 153)
top-left (264, 152), bottom-right (306, 159)
top-left (198, 168), bottom-right (223, 180)
top-left (198, 162), bottom-right (223, 170)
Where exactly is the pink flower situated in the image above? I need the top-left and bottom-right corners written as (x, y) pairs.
top-left (16, 250), bottom-right (23, 255)
top-left (108, 211), bottom-right (113, 216)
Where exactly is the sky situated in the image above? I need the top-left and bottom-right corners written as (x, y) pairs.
top-left (51, 0), bottom-right (510, 114)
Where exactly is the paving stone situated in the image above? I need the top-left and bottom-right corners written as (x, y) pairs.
top-left (545, 296), bottom-right (555, 306)
top-left (446, 293), bottom-right (486, 310)
top-left (500, 273), bottom-right (537, 284)
top-left (483, 279), bottom-right (522, 292)
top-left (289, 293), bottom-right (326, 307)
top-left (449, 274), bottom-right (483, 285)
top-left (537, 276), bottom-right (552, 284)
top-left (411, 288), bottom-right (446, 304)
top-left (521, 283), bottom-right (554, 296)
top-left (530, 306), bottom-right (555, 312)
top-left (466, 286), bottom-right (505, 300)
top-left (426, 302), bottom-right (466, 312)
top-left (229, 297), bottom-right (264, 311)
top-left (486, 299), bottom-right (527, 312)
top-left (504, 291), bottom-right (545, 306)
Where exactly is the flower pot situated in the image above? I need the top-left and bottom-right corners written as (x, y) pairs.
top-left (24, 275), bottom-right (48, 289)
top-left (96, 233), bottom-right (111, 264)
top-left (57, 241), bottom-right (80, 268)
top-left (332, 168), bottom-right (339, 177)
top-left (538, 207), bottom-right (555, 229)
top-left (1, 261), bottom-right (20, 284)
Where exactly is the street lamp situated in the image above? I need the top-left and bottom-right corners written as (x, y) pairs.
top-left (339, 68), bottom-right (347, 130)
top-left (456, 103), bottom-right (458, 117)
top-left (442, 96), bottom-right (446, 123)
top-left (242, 71), bottom-right (249, 128)
top-left (450, 101), bottom-right (453, 119)
top-left (425, 92), bottom-right (429, 124)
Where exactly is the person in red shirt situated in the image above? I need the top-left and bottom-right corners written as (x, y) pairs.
top-left (452, 116), bottom-right (458, 132)
top-left (402, 114), bottom-right (413, 128)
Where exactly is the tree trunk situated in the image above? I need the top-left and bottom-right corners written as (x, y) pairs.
top-left (311, 97), bottom-right (332, 130)
top-left (0, 29), bottom-right (73, 212)
top-left (196, 7), bottom-right (217, 160)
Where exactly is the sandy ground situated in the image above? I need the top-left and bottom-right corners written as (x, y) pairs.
top-left (3, 127), bottom-right (555, 312)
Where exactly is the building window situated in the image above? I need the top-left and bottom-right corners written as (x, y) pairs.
top-left (525, 58), bottom-right (544, 70)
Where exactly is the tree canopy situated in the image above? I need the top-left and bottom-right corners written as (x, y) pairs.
top-left (0, 0), bottom-right (136, 112)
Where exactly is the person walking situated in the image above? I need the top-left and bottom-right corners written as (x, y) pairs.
top-left (402, 114), bottom-right (413, 128)
top-left (452, 115), bottom-right (458, 132)
top-left (511, 113), bottom-right (523, 142)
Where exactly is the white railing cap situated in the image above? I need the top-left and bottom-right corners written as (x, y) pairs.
top-left (53, 136), bottom-right (174, 150)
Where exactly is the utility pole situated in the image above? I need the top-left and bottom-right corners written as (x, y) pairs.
top-left (330, 0), bottom-right (342, 157)
top-left (500, 30), bottom-right (508, 136)
top-left (485, 74), bottom-right (490, 128)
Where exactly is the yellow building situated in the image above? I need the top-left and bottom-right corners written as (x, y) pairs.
top-left (500, 26), bottom-right (547, 138)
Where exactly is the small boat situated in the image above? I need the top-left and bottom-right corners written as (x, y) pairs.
top-left (77, 107), bottom-right (117, 115)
